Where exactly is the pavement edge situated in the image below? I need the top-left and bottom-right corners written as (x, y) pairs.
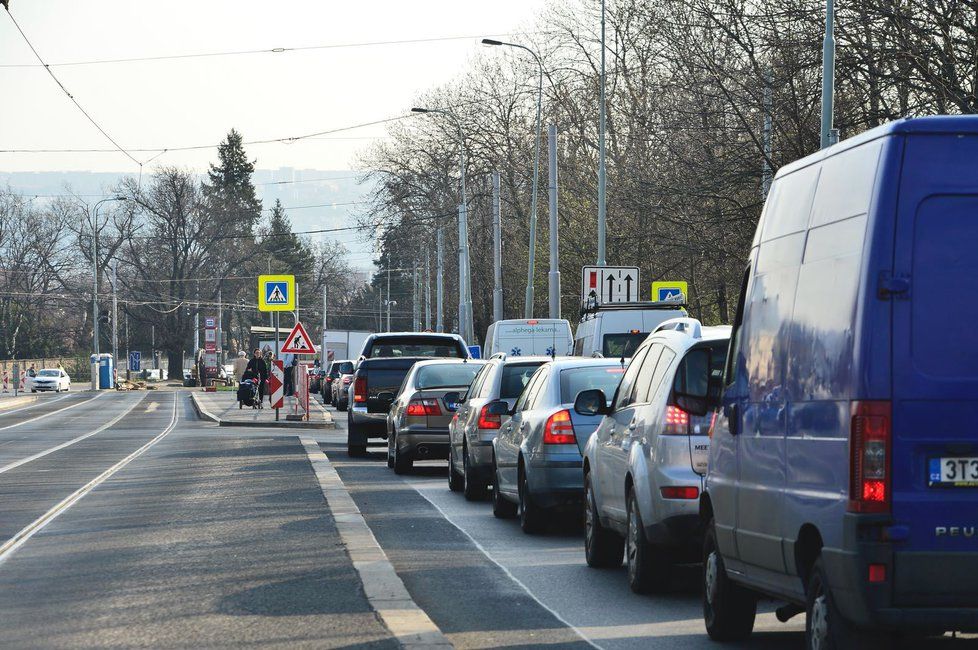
top-left (299, 437), bottom-right (452, 649)
top-left (188, 391), bottom-right (220, 423)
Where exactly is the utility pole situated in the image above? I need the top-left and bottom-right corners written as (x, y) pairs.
top-left (548, 124), bottom-right (561, 319)
top-left (597, 0), bottom-right (608, 266)
top-left (762, 67), bottom-right (773, 198)
top-left (492, 171), bottom-right (503, 323)
top-left (412, 264), bottom-right (419, 331)
top-left (820, 0), bottom-right (836, 149)
top-left (126, 312), bottom-right (130, 381)
top-left (194, 280), bottom-right (200, 360)
top-left (111, 259), bottom-right (119, 385)
top-left (436, 228), bottom-right (444, 333)
top-left (425, 250), bottom-right (431, 330)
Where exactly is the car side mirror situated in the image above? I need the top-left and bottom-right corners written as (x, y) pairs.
top-left (376, 391), bottom-right (395, 403)
top-left (574, 389), bottom-right (610, 416)
top-left (486, 400), bottom-right (510, 417)
top-left (675, 393), bottom-right (710, 417)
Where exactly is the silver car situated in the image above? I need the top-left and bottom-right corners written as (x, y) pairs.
top-left (580, 318), bottom-right (729, 593)
top-left (491, 358), bottom-right (627, 534)
top-left (448, 355), bottom-right (549, 500)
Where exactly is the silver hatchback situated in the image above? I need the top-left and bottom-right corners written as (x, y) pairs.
top-left (579, 318), bottom-right (729, 593)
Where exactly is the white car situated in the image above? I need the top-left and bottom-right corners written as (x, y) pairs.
top-left (31, 368), bottom-right (71, 392)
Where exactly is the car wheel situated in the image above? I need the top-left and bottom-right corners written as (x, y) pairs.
top-left (347, 415), bottom-right (366, 457)
top-left (448, 447), bottom-right (463, 491)
top-left (387, 437), bottom-right (396, 468)
top-left (462, 443), bottom-right (487, 501)
top-left (393, 435), bottom-right (413, 475)
top-left (518, 464), bottom-right (545, 534)
top-left (626, 489), bottom-right (672, 593)
top-left (703, 517), bottom-right (756, 641)
top-left (806, 556), bottom-right (887, 650)
top-left (584, 472), bottom-right (624, 568)
top-left (491, 464), bottom-right (517, 519)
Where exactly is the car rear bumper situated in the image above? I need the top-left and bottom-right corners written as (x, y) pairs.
top-left (395, 428), bottom-right (449, 459)
top-left (527, 455), bottom-right (584, 509)
top-left (348, 409), bottom-right (387, 442)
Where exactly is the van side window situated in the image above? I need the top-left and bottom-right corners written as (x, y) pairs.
top-left (724, 266), bottom-right (751, 387)
top-left (612, 346), bottom-right (650, 411)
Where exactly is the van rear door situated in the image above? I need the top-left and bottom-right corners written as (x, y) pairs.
top-left (891, 132), bottom-right (978, 571)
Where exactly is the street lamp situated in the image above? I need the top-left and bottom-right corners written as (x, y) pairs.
top-left (89, 195), bottom-right (128, 389)
top-left (411, 106), bottom-right (474, 344)
top-left (482, 38), bottom-right (545, 318)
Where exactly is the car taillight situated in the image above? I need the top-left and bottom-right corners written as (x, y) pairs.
top-left (543, 409), bottom-right (576, 445)
top-left (849, 400), bottom-right (891, 514)
top-left (406, 399), bottom-right (441, 416)
top-left (663, 405), bottom-right (690, 435)
top-left (353, 377), bottom-right (368, 403)
top-left (660, 486), bottom-right (699, 499)
top-left (478, 404), bottom-right (502, 430)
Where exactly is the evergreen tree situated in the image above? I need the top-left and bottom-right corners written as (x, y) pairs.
top-left (203, 129), bottom-right (262, 229)
top-left (263, 199), bottom-right (314, 278)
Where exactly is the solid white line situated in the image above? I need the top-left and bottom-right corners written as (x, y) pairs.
top-left (0, 393), bottom-right (178, 565)
top-left (0, 392), bottom-right (148, 475)
top-left (0, 392), bottom-right (105, 432)
top-left (0, 394), bottom-right (71, 418)
top-left (412, 485), bottom-right (603, 650)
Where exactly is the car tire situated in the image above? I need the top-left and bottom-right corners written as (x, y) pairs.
top-left (491, 465), bottom-right (517, 519)
top-left (584, 472), bottom-right (624, 568)
top-left (626, 489), bottom-right (671, 593)
top-left (806, 556), bottom-right (888, 650)
top-left (387, 439), bottom-right (395, 468)
top-left (448, 449), bottom-right (463, 491)
top-left (703, 518), bottom-right (757, 641)
top-left (393, 436), bottom-right (413, 475)
top-left (462, 443), bottom-right (487, 501)
top-left (338, 402), bottom-right (348, 412)
top-left (31, 389), bottom-right (36, 393)
top-left (518, 464), bottom-right (545, 534)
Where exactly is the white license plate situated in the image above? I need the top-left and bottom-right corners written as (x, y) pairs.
top-left (929, 457), bottom-right (978, 487)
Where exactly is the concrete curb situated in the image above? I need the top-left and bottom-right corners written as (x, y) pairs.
top-left (188, 392), bottom-right (220, 424)
top-left (189, 391), bottom-right (334, 429)
top-left (300, 437), bottom-right (452, 649)
top-left (0, 395), bottom-right (38, 412)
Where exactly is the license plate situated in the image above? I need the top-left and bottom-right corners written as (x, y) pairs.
top-left (445, 402), bottom-right (458, 412)
top-left (929, 457), bottom-right (978, 487)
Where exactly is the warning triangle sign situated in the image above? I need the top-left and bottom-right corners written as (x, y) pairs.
top-left (281, 321), bottom-right (316, 354)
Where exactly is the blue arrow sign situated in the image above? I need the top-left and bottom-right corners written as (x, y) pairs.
top-left (128, 351), bottom-right (141, 372)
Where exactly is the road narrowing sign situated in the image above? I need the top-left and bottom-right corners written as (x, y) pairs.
top-left (258, 274), bottom-right (295, 312)
top-left (651, 280), bottom-right (688, 303)
top-left (281, 321), bottom-right (316, 354)
top-left (581, 265), bottom-right (641, 306)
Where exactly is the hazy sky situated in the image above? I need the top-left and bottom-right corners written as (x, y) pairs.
top-left (0, 0), bottom-right (548, 174)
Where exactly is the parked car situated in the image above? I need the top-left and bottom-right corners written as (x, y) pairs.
top-left (702, 116), bottom-right (978, 647)
top-left (578, 318), bottom-right (729, 593)
top-left (573, 301), bottom-right (686, 358)
top-left (356, 332), bottom-right (470, 361)
top-left (491, 358), bottom-right (626, 533)
top-left (448, 354), bottom-right (550, 499)
top-left (484, 319), bottom-right (573, 357)
top-left (322, 359), bottom-right (354, 403)
top-left (30, 368), bottom-right (71, 392)
top-left (386, 359), bottom-right (486, 474)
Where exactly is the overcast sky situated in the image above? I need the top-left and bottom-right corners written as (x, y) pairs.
top-left (0, 0), bottom-right (547, 174)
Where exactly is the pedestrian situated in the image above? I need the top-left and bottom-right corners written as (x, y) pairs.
top-left (232, 350), bottom-right (248, 385)
top-left (27, 363), bottom-right (36, 378)
top-left (245, 349), bottom-right (268, 408)
top-left (282, 352), bottom-right (296, 397)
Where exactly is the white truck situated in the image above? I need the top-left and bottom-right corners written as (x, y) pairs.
top-left (321, 330), bottom-right (372, 365)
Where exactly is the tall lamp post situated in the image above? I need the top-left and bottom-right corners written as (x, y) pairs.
top-left (411, 106), bottom-right (474, 344)
top-left (482, 38), bottom-right (545, 318)
top-left (820, 0), bottom-right (837, 149)
top-left (597, 0), bottom-right (607, 266)
top-left (89, 196), bottom-right (127, 389)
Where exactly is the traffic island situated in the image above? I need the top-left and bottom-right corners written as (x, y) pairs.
top-left (190, 390), bottom-right (334, 429)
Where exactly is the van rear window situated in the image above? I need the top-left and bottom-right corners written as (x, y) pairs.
top-left (602, 333), bottom-right (646, 358)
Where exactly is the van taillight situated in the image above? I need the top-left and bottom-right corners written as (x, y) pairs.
top-left (543, 409), bottom-right (576, 445)
top-left (663, 405), bottom-right (690, 435)
top-left (353, 377), bottom-right (368, 403)
top-left (848, 401), bottom-right (891, 514)
top-left (478, 404), bottom-right (501, 430)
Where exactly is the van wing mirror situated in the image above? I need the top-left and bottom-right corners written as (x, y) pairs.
top-left (574, 389), bottom-right (610, 416)
top-left (486, 400), bottom-right (510, 417)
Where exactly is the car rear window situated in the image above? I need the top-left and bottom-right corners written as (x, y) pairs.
top-left (416, 364), bottom-right (481, 389)
top-left (602, 333), bottom-right (647, 358)
top-left (499, 363), bottom-right (545, 399)
top-left (336, 361), bottom-right (354, 374)
top-left (559, 365), bottom-right (626, 404)
top-left (367, 336), bottom-right (464, 358)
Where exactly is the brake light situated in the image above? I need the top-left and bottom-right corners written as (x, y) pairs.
top-left (543, 409), bottom-right (576, 444)
top-left (664, 405), bottom-right (690, 435)
top-left (848, 401), bottom-right (891, 514)
top-left (527, 319), bottom-right (539, 325)
top-left (478, 404), bottom-right (502, 430)
top-left (406, 399), bottom-right (441, 416)
top-left (868, 564), bottom-right (887, 583)
top-left (353, 376), bottom-right (368, 403)
top-left (660, 486), bottom-right (699, 499)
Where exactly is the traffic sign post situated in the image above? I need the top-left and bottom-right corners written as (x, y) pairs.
top-left (580, 265), bottom-right (641, 307)
top-left (281, 321), bottom-right (315, 355)
top-left (651, 280), bottom-right (688, 303)
top-left (258, 275), bottom-right (295, 312)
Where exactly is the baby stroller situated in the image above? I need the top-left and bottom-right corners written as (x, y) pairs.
top-left (237, 372), bottom-right (261, 409)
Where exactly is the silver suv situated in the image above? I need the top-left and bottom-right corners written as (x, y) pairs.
top-left (578, 318), bottom-right (729, 593)
top-left (447, 355), bottom-right (550, 500)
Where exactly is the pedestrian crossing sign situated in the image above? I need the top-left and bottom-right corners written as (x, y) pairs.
top-left (258, 274), bottom-right (295, 312)
top-left (651, 280), bottom-right (688, 304)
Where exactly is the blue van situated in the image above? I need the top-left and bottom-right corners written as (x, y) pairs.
top-left (700, 116), bottom-right (978, 648)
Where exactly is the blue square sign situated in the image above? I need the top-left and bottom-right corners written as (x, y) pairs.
top-left (128, 351), bottom-right (141, 372)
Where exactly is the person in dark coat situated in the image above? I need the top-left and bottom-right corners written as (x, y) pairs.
top-left (245, 349), bottom-right (268, 405)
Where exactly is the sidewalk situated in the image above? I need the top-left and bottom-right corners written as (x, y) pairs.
top-left (0, 393), bottom-right (37, 411)
top-left (191, 389), bottom-right (334, 429)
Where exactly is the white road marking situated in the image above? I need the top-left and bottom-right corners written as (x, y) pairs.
top-left (0, 394), bottom-right (72, 418)
top-left (0, 393), bottom-right (105, 432)
top-left (0, 393), bottom-right (148, 475)
top-left (0, 393), bottom-right (178, 565)
top-left (146, 402), bottom-right (159, 413)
